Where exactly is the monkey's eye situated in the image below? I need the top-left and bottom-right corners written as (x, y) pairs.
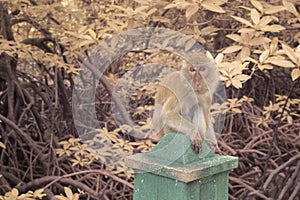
top-left (199, 66), bottom-right (206, 71)
top-left (189, 66), bottom-right (196, 72)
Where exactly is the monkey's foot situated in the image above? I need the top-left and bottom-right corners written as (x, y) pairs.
top-left (205, 141), bottom-right (220, 154)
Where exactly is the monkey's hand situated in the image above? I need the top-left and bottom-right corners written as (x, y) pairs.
top-left (190, 130), bottom-right (202, 153)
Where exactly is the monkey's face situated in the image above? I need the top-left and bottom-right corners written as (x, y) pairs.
top-left (188, 65), bottom-right (209, 93)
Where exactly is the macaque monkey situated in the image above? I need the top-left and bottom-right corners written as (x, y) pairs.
top-left (152, 53), bottom-right (219, 153)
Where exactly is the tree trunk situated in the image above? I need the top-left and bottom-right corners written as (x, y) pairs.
top-left (0, 2), bottom-right (18, 122)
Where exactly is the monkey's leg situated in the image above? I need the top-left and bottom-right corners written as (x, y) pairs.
top-left (151, 104), bottom-right (166, 138)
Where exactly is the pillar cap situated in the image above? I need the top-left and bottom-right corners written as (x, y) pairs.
top-left (125, 133), bottom-right (238, 183)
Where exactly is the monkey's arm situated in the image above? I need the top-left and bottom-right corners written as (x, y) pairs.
top-left (199, 95), bottom-right (218, 151)
top-left (204, 123), bottom-right (218, 151)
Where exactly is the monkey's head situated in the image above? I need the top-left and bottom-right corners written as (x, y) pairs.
top-left (187, 64), bottom-right (210, 93)
top-left (182, 54), bottom-right (219, 95)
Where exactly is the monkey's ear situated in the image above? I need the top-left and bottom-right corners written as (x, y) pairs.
top-left (206, 51), bottom-right (215, 63)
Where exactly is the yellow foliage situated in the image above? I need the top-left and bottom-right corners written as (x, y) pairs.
top-left (215, 53), bottom-right (251, 88)
top-left (0, 188), bottom-right (46, 200)
top-left (263, 95), bottom-right (300, 124)
top-left (56, 138), bottom-right (94, 167)
top-left (55, 187), bottom-right (83, 200)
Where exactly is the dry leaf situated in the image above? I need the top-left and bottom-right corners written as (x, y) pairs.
top-left (291, 68), bottom-right (300, 80)
top-left (202, 1), bottom-right (226, 13)
top-left (186, 4), bottom-right (199, 20)
top-left (251, 9), bottom-right (260, 25)
top-left (222, 45), bottom-right (243, 54)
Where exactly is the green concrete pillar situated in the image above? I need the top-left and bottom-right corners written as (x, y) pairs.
top-left (125, 133), bottom-right (238, 200)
